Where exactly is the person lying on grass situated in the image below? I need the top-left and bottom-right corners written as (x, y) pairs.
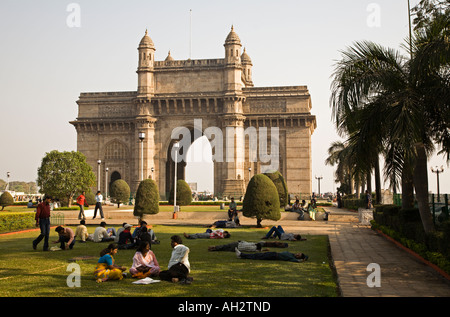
top-left (262, 225), bottom-right (306, 241)
top-left (94, 243), bottom-right (127, 283)
top-left (184, 228), bottom-right (231, 239)
top-left (208, 240), bottom-right (288, 252)
top-left (235, 248), bottom-right (309, 263)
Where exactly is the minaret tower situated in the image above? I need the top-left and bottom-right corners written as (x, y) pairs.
top-left (137, 30), bottom-right (156, 97)
top-left (220, 26), bottom-right (246, 197)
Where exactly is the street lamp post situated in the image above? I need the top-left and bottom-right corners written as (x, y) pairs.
top-left (173, 142), bottom-right (180, 215)
top-left (6, 172), bottom-right (10, 191)
top-left (139, 132), bottom-right (145, 181)
top-left (315, 176), bottom-right (323, 196)
top-left (97, 160), bottom-right (101, 191)
top-left (105, 167), bottom-right (109, 198)
top-left (431, 166), bottom-right (444, 202)
top-left (248, 167), bottom-right (251, 182)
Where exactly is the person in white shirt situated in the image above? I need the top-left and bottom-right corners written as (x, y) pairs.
top-left (92, 222), bottom-right (115, 242)
top-left (93, 190), bottom-right (104, 220)
top-left (159, 235), bottom-right (193, 284)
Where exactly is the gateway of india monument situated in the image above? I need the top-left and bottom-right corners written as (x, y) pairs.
top-left (70, 27), bottom-right (317, 200)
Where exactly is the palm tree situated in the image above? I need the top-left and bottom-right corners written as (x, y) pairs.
top-left (329, 9), bottom-right (449, 233)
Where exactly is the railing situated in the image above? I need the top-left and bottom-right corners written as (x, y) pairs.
top-left (392, 193), bottom-right (449, 225)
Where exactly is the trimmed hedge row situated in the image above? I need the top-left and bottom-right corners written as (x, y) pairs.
top-left (0, 212), bottom-right (35, 233)
top-left (372, 205), bottom-right (450, 275)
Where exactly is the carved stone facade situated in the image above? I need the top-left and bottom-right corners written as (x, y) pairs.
top-left (70, 27), bottom-right (317, 199)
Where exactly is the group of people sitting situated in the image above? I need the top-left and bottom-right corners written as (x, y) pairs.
top-left (52, 217), bottom-right (309, 284)
top-left (94, 235), bottom-right (193, 284)
top-left (287, 199), bottom-right (321, 221)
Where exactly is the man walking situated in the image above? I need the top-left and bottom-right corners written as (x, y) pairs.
top-left (77, 191), bottom-right (86, 220)
top-left (93, 190), bottom-right (104, 220)
top-left (33, 195), bottom-right (52, 251)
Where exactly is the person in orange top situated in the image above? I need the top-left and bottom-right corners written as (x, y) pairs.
top-left (77, 191), bottom-right (86, 220)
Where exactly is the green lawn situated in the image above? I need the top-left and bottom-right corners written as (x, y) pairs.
top-left (0, 225), bottom-right (338, 297)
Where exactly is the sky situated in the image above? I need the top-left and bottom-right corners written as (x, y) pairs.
top-left (0, 0), bottom-right (448, 195)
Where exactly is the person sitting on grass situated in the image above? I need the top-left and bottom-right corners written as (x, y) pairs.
top-left (54, 226), bottom-right (75, 250)
top-left (75, 220), bottom-right (89, 243)
top-left (159, 235), bottom-right (193, 284)
top-left (117, 223), bottom-right (136, 249)
top-left (184, 228), bottom-right (231, 239)
top-left (93, 243), bottom-right (127, 283)
top-left (262, 225), bottom-right (305, 241)
top-left (129, 241), bottom-right (161, 278)
top-left (91, 221), bottom-right (115, 242)
top-left (208, 240), bottom-right (288, 252)
top-left (235, 248), bottom-right (309, 263)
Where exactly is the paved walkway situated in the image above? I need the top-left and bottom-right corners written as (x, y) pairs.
top-left (62, 205), bottom-right (450, 297)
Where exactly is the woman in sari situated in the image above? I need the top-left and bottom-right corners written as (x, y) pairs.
top-left (130, 241), bottom-right (161, 278)
top-left (94, 243), bottom-right (127, 283)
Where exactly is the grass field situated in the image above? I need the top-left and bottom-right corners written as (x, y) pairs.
top-left (0, 224), bottom-right (338, 297)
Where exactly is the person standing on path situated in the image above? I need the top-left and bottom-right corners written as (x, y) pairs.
top-left (93, 190), bottom-right (105, 220)
top-left (32, 195), bottom-right (52, 251)
top-left (77, 191), bottom-right (87, 220)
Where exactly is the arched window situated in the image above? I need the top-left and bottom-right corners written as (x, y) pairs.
top-left (105, 140), bottom-right (128, 160)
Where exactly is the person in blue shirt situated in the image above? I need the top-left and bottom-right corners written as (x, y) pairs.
top-left (94, 243), bottom-right (127, 282)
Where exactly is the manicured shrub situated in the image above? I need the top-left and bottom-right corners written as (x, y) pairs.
top-left (134, 179), bottom-right (159, 219)
top-left (264, 171), bottom-right (289, 207)
top-left (168, 179), bottom-right (192, 206)
top-left (0, 191), bottom-right (14, 210)
top-left (243, 174), bottom-right (281, 227)
top-left (110, 179), bottom-right (130, 208)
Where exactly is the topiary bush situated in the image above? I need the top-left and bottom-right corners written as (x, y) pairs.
top-left (264, 171), bottom-right (289, 207)
top-left (110, 179), bottom-right (130, 208)
top-left (0, 191), bottom-right (14, 210)
top-left (134, 179), bottom-right (159, 219)
top-left (243, 174), bottom-right (281, 227)
top-left (168, 179), bottom-right (192, 207)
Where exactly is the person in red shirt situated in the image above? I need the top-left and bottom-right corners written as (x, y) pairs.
top-left (32, 195), bottom-right (52, 251)
top-left (77, 191), bottom-right (86, 220)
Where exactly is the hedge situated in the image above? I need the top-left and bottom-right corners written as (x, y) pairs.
top-left (0, 212), bottom-right (35, 233)
top-left (372, 204), bottom-right (450, 276)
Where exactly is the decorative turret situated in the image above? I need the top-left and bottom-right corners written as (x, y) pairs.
top-left (241, 48), bottom-right (253, 87)
top-left (223, 26), bottom-right (243, 93)
top-left (224, 25), bottom-right (242, 65)
top-left (137, 30), bottom-right (156, 96)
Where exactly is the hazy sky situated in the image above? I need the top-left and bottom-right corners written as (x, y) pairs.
top-left (0, 0), bottom-right (448, 194)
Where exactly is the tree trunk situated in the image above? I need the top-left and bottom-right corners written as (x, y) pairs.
top-left (401, 162), bottom-right (415, 209)
top-left (412, 143), bottom-right (434, 233)
top-left (374, 156), bottom-right (382, 204)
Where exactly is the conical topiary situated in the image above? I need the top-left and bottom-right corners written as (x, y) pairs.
top-left (134, 179), bottom-right (159, 219)
top-left (243, 174), bottom-right (281, 227)
top-left (168, 179), bottom-right (192, 206)
top-left (264, 170), bottom-right (289, 207)
top-left (0, 191), bottom-right (14, 210)
top-left (110, 179), bottom-right (130, 208)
